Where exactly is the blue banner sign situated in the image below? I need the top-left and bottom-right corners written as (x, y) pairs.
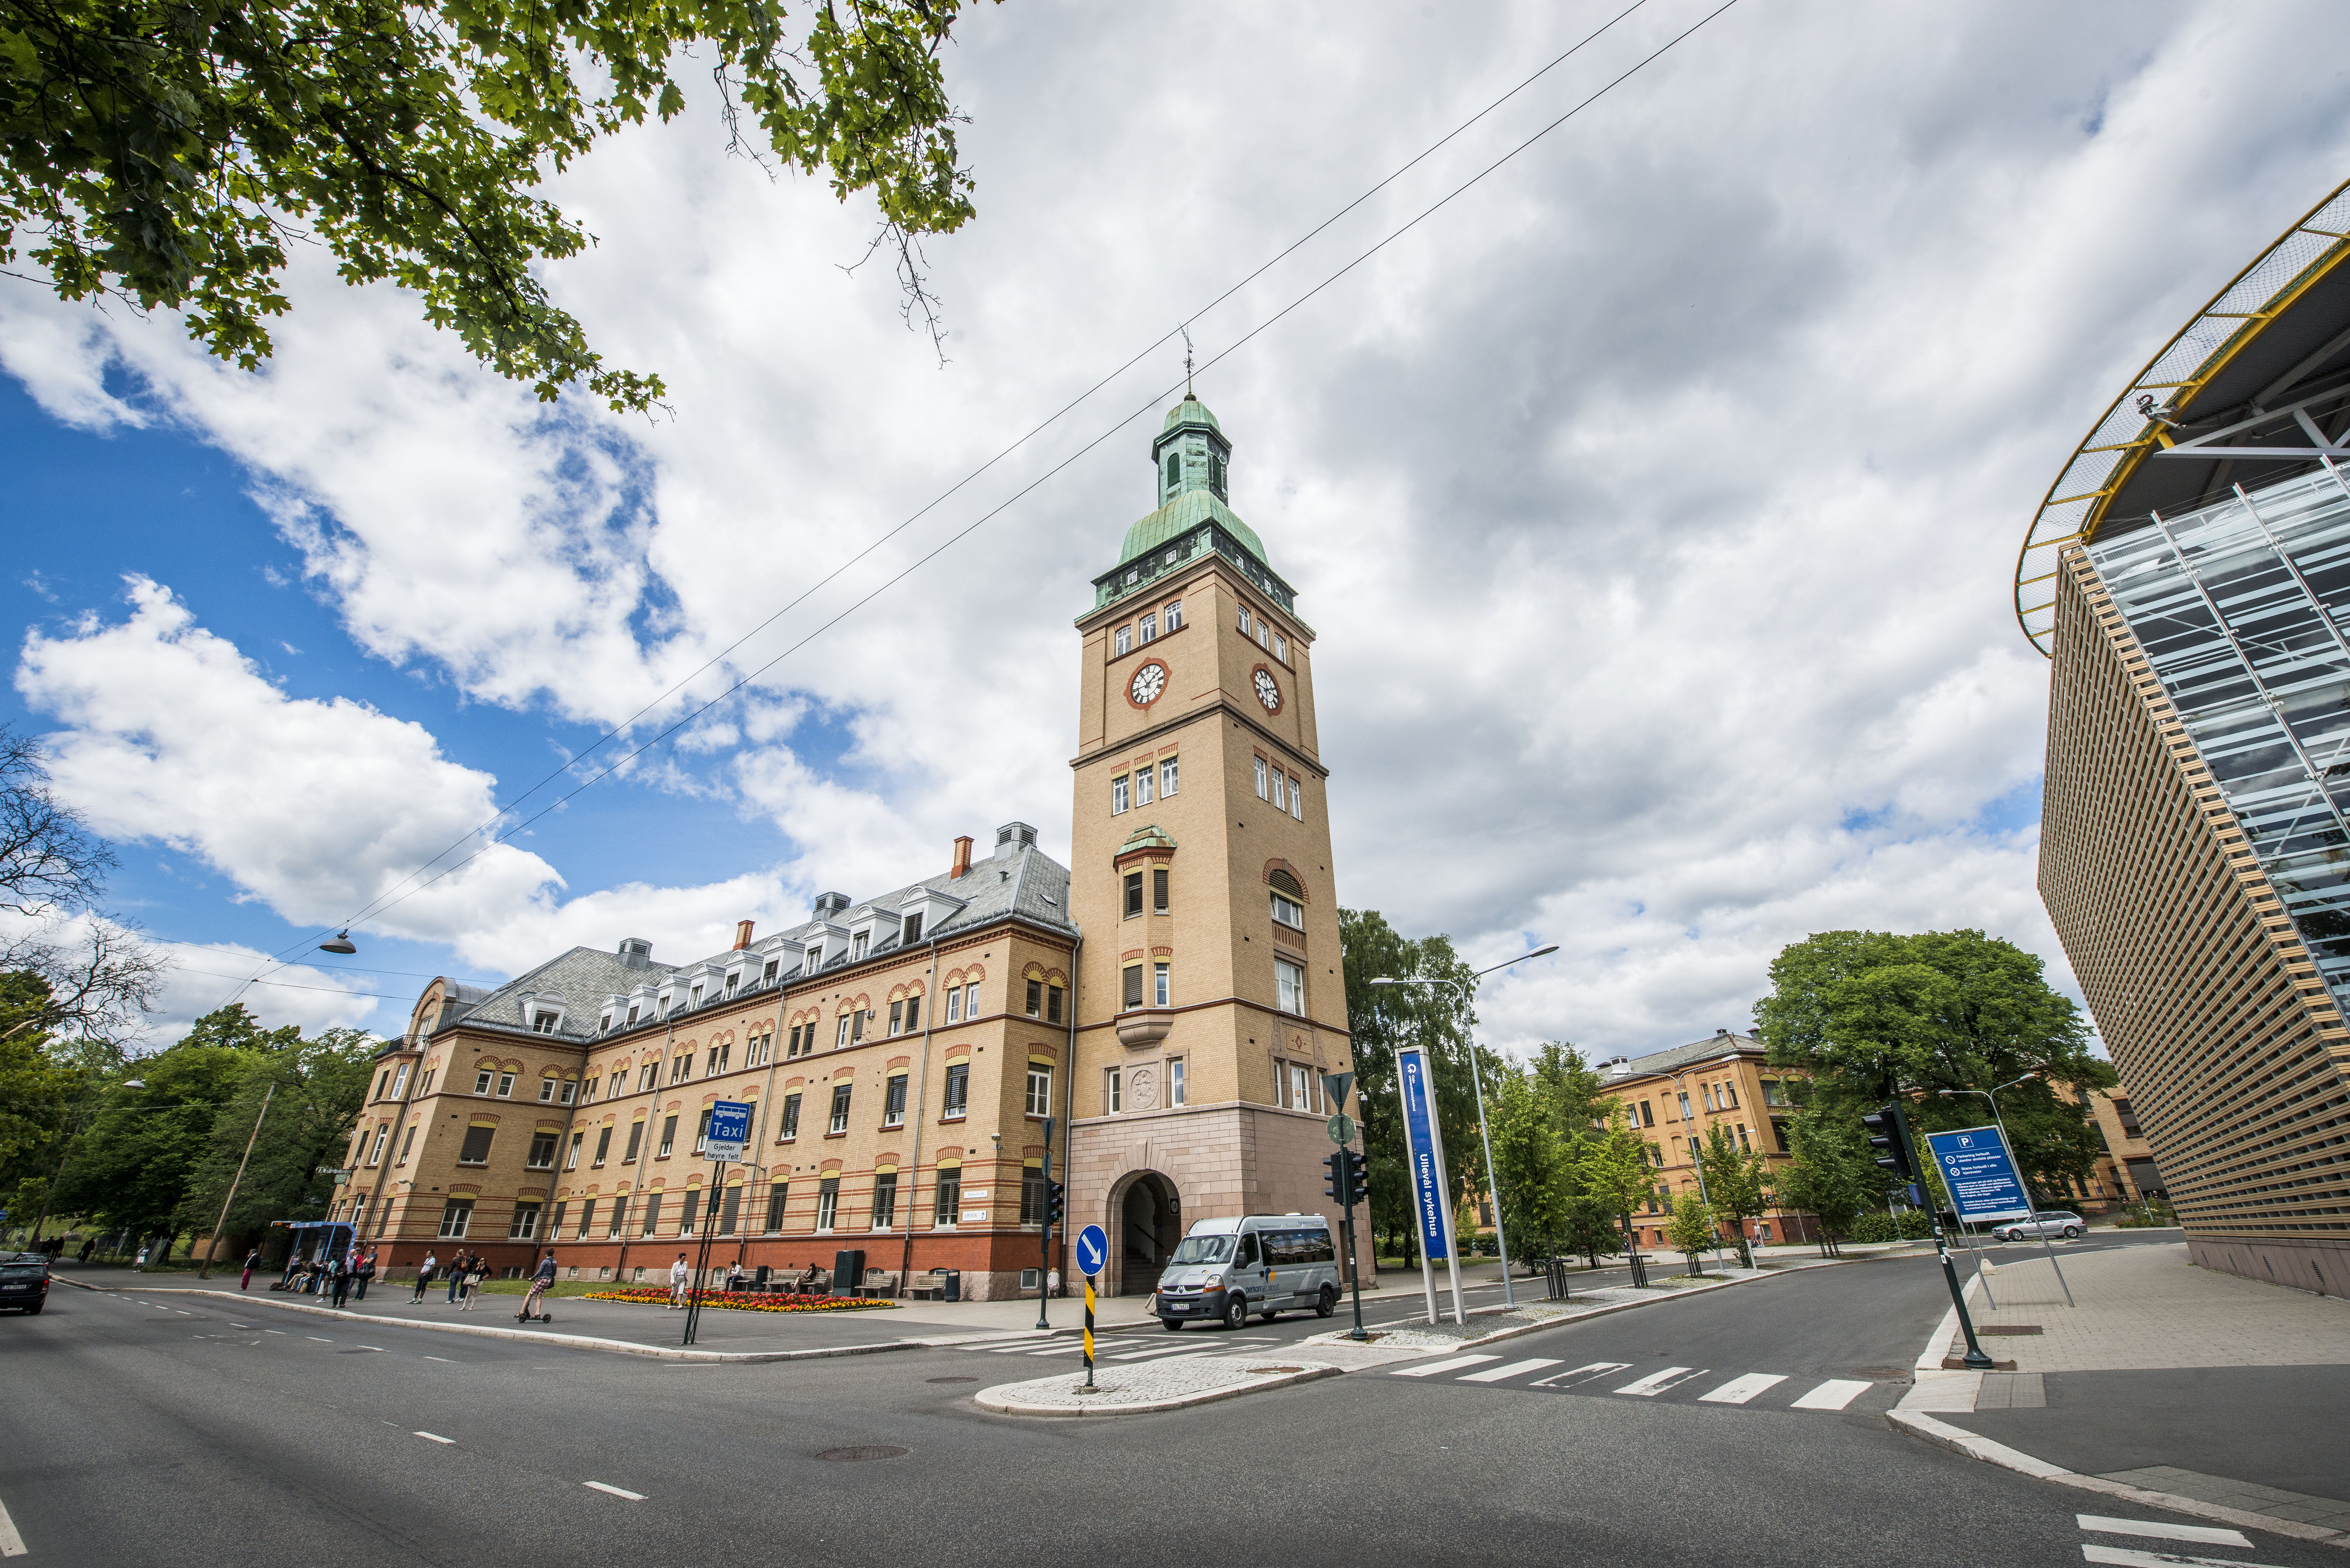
top-left (1397, 1047), bottom-right (1453, 1262)
top-left (1924, 1125), bottom-right (2032, 1225)
top-left (707, 1099), bottom-right (751, 1162)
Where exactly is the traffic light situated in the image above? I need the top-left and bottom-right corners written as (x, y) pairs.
top-left (1862, 1104), bottom-right (1917, 1182)
top-left (1343, 1149), bottom-right (1368, 1207)
top-left (1323, 1150), bottom-right (1346, 1203)
top-left (1045, 1181), bottom-right (1065, 1230)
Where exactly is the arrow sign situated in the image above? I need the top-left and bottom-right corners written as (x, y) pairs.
top-left (1074, 1224), bottom-right (1108, 1277)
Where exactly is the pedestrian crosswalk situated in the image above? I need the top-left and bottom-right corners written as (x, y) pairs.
top-left (1394, 1356), bottom-right (1883, 1413)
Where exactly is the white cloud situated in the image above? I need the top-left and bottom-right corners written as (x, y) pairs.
top-left (10, 1), bottom-right (2350, 1054)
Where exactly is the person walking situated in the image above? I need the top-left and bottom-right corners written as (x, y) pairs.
top-left (240, 1248), bottom-right (259, 1291)
top-left (668, 1253), bottom-right (691, 1309)
top-left (328, 1253), bottom-right (352, 1308)
top-left (459, 1255), bottom-right (486, 1310)
top-left (413, 1251), bottom-right (438, 1303)
top-left (355, 1249), bottom-right (376, 1301)
top-left (519, 1250), bottom-right (556, 1321)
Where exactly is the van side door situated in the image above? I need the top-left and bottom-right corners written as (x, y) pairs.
top-left (1232, 1228), bottom-right (1267, 1310)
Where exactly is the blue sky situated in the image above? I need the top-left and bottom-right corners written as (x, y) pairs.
top-left (6, 0), bottom-right (2349, 1057)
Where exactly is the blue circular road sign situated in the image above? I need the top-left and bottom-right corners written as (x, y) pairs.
top-left (1075, 1224), bottom-right (1108, 1277)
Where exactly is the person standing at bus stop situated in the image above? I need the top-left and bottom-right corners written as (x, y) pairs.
top-left (446, 1251), bottom-right (466, 1305)
top-left (413, 1251), bottom-right (437, 1303)
top-left (329, 1253), bottom-right (352, 1309)
top-left (240, 1248), bottom-right (259, 1291)
top-left (355, 1249), bottom-right (376, 1301)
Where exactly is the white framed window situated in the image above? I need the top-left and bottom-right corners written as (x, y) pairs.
top-left (1154, 962), bottom-right (1170, 1008)
top-left (1291, 776), bottom-right (1304, 820)
top-left (962, 982), bottom-right (980, 1018)
top-left (368, 1126), bottom-right (389, 1165)
top-left (474, 1068), bottom-right (494, 1095)
top-left (1271, 770), bottom-right (1288, 812)
top-left (1291, 1064), bottom-right (1311, 1112)
top-left (828, 1083), bottom-right (852, 1135)
top-left (1135, 766), bottom-right (1153, 806)
top-left (1169, 1058), bottom-right (1186, 1107)
top-left (945, 987), bottom-right (962, 1024)
top-left (1237, 603), bottom-right (1250, 633)
top-left (625, 1005), bottom-right (640, 1027)
top-left (817, 1178), bottom-right (839, 1233)
top-left (1256, 620), bottom-right (1269, 650)
top-left (437, 1199), bottom-right (473, 1239)
top-left (565, 1131), bottom-right (583, 1169)
top-left (884, 1074), bottom-right (907, 1127)
top-left (1271, 891), bottom-right (1305, 930)
top-left (836, 1014), bottom-right (853, 1048)
top-left (1140, 611), bottom-right (1158, 643)
top-left (509, 1202), bottom-right (541, 1241)
top-left (690, 985), bottom-right (703, 1008)
top-left (852, 931), bottom-right (868, 960)
top-left (1025, 1065), bottom-right (1052, 1117)
top-left (1166, 599), bottom-right (1183, 630)
top-left (1254, 757), bottom-right (1268, 799)
top-left (872, 1172), bottom-right (897, 1230)
top-left (390, 1063), bottom-right (410, 1098)
top-left (1160, 757), bottom-right (1178, 797)
top-left (942, 1063), bottom-right (969, 1118)
top-left (1115, 624), bottom-right (1133, 656)
top-left (1274, 632), bottom-right (1287, 662)
top-left (1105, 1065), bottom-right (1122, 1114)
top-left (496, 1072), bottom-right (515, 1098)
top-left (539, 1076), bottom-right (558, 1103)
top-left (1275, 958), bottom-right (1305, 1014)
top-left (600, 1013), bottom-right (613, 1034)
top-left (1111, 774), bottom-right (1129, 815)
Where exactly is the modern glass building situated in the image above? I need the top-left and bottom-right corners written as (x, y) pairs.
top-left (2031, 180), bottom-right (2350, 1294)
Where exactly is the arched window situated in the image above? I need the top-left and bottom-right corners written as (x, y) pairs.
top-left (1164, 452), bottom-right (1180, 491)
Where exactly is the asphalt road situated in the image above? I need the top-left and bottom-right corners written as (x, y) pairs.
top-left (3, 1237), bottom-right (2332, 1568)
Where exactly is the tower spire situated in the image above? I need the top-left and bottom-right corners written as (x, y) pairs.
top-left (1181, 325), bottom-right (1194, 397)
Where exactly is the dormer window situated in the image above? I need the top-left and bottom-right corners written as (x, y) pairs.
top-left (853, 931), bottom-right (869, 960)
top-left (626, 1005), bottom-right (640, 1026)
top-left (763, 960), bottom-right (779, 982)
top-left (689, 984), bottom-right (703, 1008)
top-left (724, 972), bottom-right (739, 997)
top-left (902, 914), bottom-right (923, 945)
top-left (532, 1011), bottom-right (559, 1034)
top-left (600, 1013), bottom-right (613, 1034)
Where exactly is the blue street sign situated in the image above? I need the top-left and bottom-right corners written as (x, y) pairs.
top-left (1924, 1125), bottom-right (2032, 1225)
top-left (1075, 1224), bottom-right (1108, 1277)
top-left (1398, 1047), bottom-right (1452, 1262)
top-left (706, 1100), bottom-right (751, 1162)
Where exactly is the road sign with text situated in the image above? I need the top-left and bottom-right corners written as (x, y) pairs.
top-left (1924, 1125), bottom-right (2031, 1225)
top-left (706, 1100), bottom-right (751, 1164)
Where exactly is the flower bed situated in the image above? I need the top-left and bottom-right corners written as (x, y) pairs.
top-left (579, 1286), bottom-right (897, 1313)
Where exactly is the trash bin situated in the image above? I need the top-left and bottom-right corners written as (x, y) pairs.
top-left (754, 1264), bottom-right (770, 1288)
top-left (832, 1249), bottom-right (866, 1297)
top-left (942, 1269), bottom-right (961, 1302)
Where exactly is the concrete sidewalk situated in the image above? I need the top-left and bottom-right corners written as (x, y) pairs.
top-left (1894, 1241), bottom-right (2350, 1546)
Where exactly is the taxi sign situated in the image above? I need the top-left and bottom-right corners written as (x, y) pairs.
top-left (706, 1099), bottom-right (751, 1163)
top-left (1075, 1223), bottom-right (1108, 1277)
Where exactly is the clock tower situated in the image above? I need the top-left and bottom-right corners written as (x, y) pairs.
top-left (1065, 396), bottom-right (1361, 1297)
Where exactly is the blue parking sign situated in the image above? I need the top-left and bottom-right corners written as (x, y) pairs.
top-left (1924, 1126), bottom-right (2032, 1225)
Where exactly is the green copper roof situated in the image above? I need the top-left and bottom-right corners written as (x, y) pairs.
top-left (1118, 488), bottom-right (1266, 569)
top-left (1117, 823), bottom-right (1178, 856)
top-left (1161, 397), bottom-right (1222, 436)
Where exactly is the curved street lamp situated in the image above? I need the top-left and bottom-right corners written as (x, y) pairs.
top-left (1371, 944), bottom-right (1560, 1309)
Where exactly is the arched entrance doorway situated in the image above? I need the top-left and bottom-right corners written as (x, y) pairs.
top-left (1113, 1171), bottom-right (1181, 1295)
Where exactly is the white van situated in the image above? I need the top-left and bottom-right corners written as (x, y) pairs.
top-left (1153, 1214), bottom-right (1341, 1331)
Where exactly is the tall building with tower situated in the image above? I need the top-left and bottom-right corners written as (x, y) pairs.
top-left (336, 397), bottom-right (1356, 1300)
top-left (2023, 178), bottom-right (2350, 1295)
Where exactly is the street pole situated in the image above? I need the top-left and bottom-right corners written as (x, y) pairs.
top-left (1892, 1095), bottom-right (1995, 1371)
top-left (198, 1082), bottom-right (274, 1280)
top-left (1082, 1271), bottom-right (1096, 1389)
top-left (1370, 947), bottom-right (1559, 1315)
top-left (682, 1156), bottom-right (720, 1347)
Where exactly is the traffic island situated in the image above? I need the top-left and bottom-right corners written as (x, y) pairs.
top-left (974, 1356), bottom-right (1342, 1417)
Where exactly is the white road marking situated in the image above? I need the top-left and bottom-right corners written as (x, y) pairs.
top-left (1613, 1367), bottom-right (1704, 1397)
top-left (1457, 1358), bottom-right (1563, 1384)
top-left (583, 1482), bottom-right (645, 1501)
top-left (1528, 1361), bottom-right (1630, 1389)
top-left (306, 1337), bottom-right (332, 1343)
top-left (422, 1356), bottom-right (456, 1363)
top-left (2078, 1518), bottom-right (2253, 1548)
top-left (1788, 1379), bottom-right (1871, 1411)
top-left (0, 1490), bottom-right (26, 1557)
top-left (413, 1432), bottom-right (455, 1444)
top-left (263, 1329), bottom-right (285, 1335)
top-left (1697, 1373), bottom-right (1788, 1405)
top-left (2082, 1546), bottom-right (2290, 1568)
top-left (1392, 1354), bottom-right (1502, 1378)
top-left (356, 1346), bottom-right (385, 1352)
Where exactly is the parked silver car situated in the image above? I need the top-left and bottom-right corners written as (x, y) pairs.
top-left (1994, 1211), bottom-right (2084, 1241)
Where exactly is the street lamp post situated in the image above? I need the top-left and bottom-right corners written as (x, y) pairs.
top-left (1370, 944), bottom-right (1559, 1311)
top-left (1936, 1076), bottom-right (2075, 1309)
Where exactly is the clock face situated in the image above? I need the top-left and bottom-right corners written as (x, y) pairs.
top-left (1129, 661), bottom-right (1167, 706)
top-left (1254, 668), bottom-right (1281, 712)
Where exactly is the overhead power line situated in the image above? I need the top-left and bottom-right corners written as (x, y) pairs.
top-left (212, 0), bottom-right (1736, 1009)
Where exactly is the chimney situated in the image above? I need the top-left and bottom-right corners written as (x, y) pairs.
top-left (951, 835), bottom-right (974, 880)
top-left (733, 919), bottom-right (756, 951)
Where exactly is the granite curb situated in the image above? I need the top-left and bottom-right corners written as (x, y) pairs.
top-left (1885, 1409), bottom-right (2348, 1550)
top-left (108, 1286), bottom-right (940, 1363)
top-left (974, 1362), bottom-right (1344, 1417)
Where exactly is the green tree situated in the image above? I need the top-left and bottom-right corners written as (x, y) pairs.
top-left (1338, 909), bottom-right (1490, 1261)
top-left (1696, 1123), bottom-right (1769, 1267)
top-left (1753, 929), bottom-right (2117, 1206)
top-left (1484, 1066), bottom-right (1569, 1264)
top-left (1664, 1188), bottom-right (1716, 1276)
top-left (177, 1026), bottom-right (375, 1257)
top-left (2, 0), bottom-right (989, 413)
top-left (1770, 1095), bottom-right (1880, 1247)
top-left (1529, 1041), bottom-right (1607, 1140)
top-left (1573, 1100), bottom-right (1656, 1251)
top-left (1558, 1193), bottom-right (1625, 1269)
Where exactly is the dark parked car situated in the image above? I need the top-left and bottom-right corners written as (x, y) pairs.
top-left (0, 1254), bottom-right (49, 1314)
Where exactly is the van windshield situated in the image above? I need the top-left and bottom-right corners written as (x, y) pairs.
top-left (1168, 1235), bottom-right (1235, 1265)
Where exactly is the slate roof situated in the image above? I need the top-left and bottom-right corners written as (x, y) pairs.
top-left (426, 824), bottom-right (1073, 1046)
top-left (1613, 1031), bottom-right (1768, 1082)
